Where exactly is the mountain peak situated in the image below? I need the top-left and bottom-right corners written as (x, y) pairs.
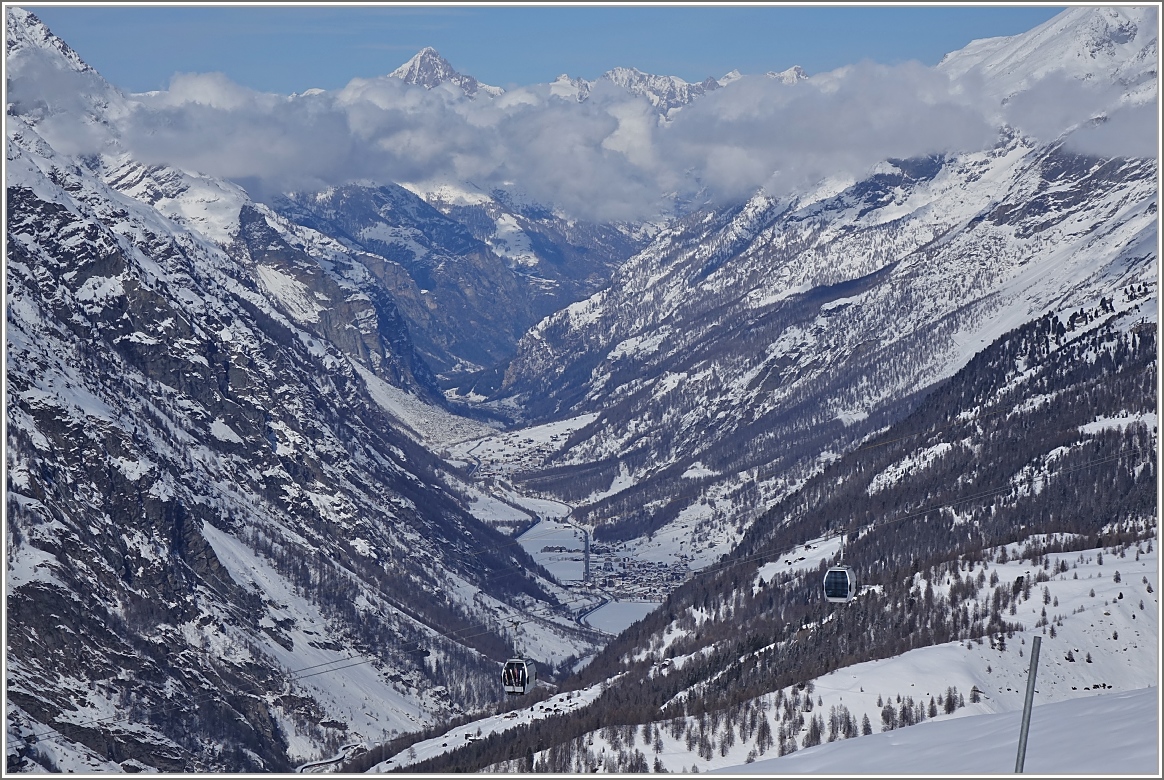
top-left (389, 47), bottom-right (456, 87)
top-left (937, 5), bottom-right (1157, 103)
top-left (767, 65), bottom-right (808, 84)
top-left (5, 5), bottom-right (128, 132)
top-left (601, 66), bottom-right (724, 113)
top-left (389, 47), bottom-right (502, 97)
top-left (6, 5), bottom-right (94, 75)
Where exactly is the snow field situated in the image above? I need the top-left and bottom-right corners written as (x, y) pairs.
top-left (370, 679), bottom-right (613, 771)
top-left (517, 519), bottom-right (588, 583)
top-left (199, 522), bottom-right (432, 760)
top-left (724, 686), bottom-right (1158, 775)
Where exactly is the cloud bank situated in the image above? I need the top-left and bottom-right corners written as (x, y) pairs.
top-left (19, 53), bottom-right (1154, 222)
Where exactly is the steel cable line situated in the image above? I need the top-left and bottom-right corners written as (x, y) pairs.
top-left (17, 585), bottom-right (609, 746)
top-left (18, 441), bottom-right (1152, 750)
top-left (686, 444), bottom-right (1155, 587)
top-left (20, 375), bottom-right (1155, 748)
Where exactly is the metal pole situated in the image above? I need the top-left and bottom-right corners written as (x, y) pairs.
top-left (1014, 635), bottom-right (1042, 773)
top-left (584, 529), bottom-right (590, 582)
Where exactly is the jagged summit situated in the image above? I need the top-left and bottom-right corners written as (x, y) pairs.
top-left (5, 6), bottom-right (92, 74)
top-left (389, 46), bottom-right (503, 97)
top-left (549, 72), bottom-right (592, 102)
top-left (601, 65), bottom-right (725, 113)
top-left (5, 6), bottom-right (128, 132)
top-left (767, 64), bottom-right (808, 84)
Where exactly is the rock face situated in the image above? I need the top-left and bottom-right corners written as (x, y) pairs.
top-left (271, 181), bottom-right (651, 388)
top-left (270, 181), bottom-right (648, 385)
top-left (271, 185), bottom-right (526, 378)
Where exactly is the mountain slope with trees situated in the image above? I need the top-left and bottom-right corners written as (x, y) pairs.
top-left (391, 300), bottom-right (1156, 773)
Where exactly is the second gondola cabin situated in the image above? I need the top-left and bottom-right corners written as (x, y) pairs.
top-left (502, 657), bottom-right (537, 695)
top-left (823, 565), bottom-right (856, 603)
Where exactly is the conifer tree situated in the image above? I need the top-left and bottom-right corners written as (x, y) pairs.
top-left (755, 715), bottom-right (773, 755)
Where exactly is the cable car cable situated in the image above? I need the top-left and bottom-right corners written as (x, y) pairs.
top-left (19, 391), bottom-right (1154, 747)
top-left (18, 586), bottom-right (609, 745)
top-left (674, 443), bottom-right (1154, 592)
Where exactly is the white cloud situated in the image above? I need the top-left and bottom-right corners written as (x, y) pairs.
top-left (157, 72), bottom-right (264, 111)
top-left (654, 62), bottom-right (997, 203)
top-left (1061, 102), bottom-right (1159, 159)
top-left (104, 61), bottom-right (1151, 222)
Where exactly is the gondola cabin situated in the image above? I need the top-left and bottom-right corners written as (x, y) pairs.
top-left (502, 657), bottom-right (536, 695)
top-left (823, 565), bottom-right (856, 603)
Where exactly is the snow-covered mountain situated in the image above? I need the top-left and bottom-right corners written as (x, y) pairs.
top-left (545, 65), bottom-right (760, 116)
top-left (268, 182), bottom-right (537, 377)
top-left (4, 3), bottom-right (1158, 774)
top-left (938, 5), bottom-right (1157, 105)
top-left (389, 46), bottom-right (503, 97)
top-left (486, 4), bottom-right (1157, 562)
top-left (766, 65), bottom-right (808, 84)
top-left (4, 7), bottom-right (605, 771)
top-left (601, 66), bottom-right (726, 114)
top-left (492, 142), bottom-right (1155, 553)
top-left (387, 44), bottom-right (752, 117)
top-left (265, 179), bottom-right (650, 382)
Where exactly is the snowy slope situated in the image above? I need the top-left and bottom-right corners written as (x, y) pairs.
top-left (493, 96), bottom-right (1156, 563)
top-left (467, 541), bottom-right (1158, 774)
top-left (722, 687), bottom-right (1158, 775)
top-left (938, 5), bottom-right (1158, 105)
top-left (377, 536), bottom-right (1159, 774)
top-left (369, 679), bottom-right (613, 772)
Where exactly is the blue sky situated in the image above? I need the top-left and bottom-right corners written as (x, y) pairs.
top-left (24, 4), bottom-right (1067, 94)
